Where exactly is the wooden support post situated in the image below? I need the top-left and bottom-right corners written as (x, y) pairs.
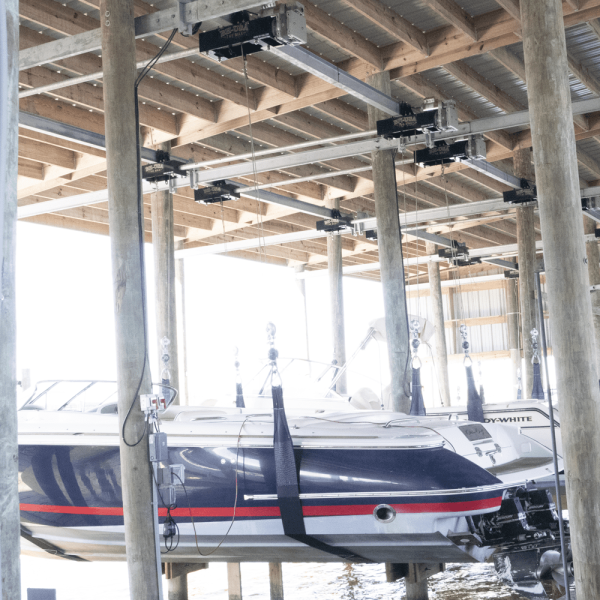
top-left (0, 1), bottom-right (21, 598)
top-left (164, 563), bottom-right (208, 600)
top-left (175, 241), bottom-right (189, 405)
top-left (269, 563), bottom-right (284, 600)
top-left (294, 265), bottom-right (311, 363)
top-left (151, 140), bottom-right (179, 402)
top-left (514, 147), bottom-right (537, 397)
top-left (404, 563), bottom-right (443, 600)
top-left (522, 0), bottom-right (600, 595)
top-left (227, 563), bottom-right (242, 600)
top-left (167, 575), bottom-right (187, 600)
top-left (326, 199), bottom-right (347, 394)
top-left (583, 217), bottom-right (600, 381)
top-left (367, 71), bottom-right (411, 413)
top-left (505, 277), bottom-right (520, 399)
top-left (426, 243), bottom-right (451, 406)
top-left (100, 1), bottom-right (162, 598)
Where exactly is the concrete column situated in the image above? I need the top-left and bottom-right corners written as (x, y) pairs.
top-left (151, 140), bottom-right (179, 403)
top-left (367, 71), bottom-right (411, 413)
top-left (326, 199), bottom-right (347, 394)
top-left (100, 2), bottom-right (162, 598)
top-left (227, 563), bottom-right (242, 600)
top-left (426, 243), bottom-right (451, 406)
top-left (522, 1), bottom-right (600, 595)
top-left (0, 2), bottom-right (21, 598)
top-left (294, 265), bottom-right (311, 363)
top-left (505, 278), bottom-right (520, 399)
top-left (584, 217), bottom-right (600, 381)
top-left (514, 148), bottom-right (537, 397)
top-left (269, 563), bottom-right (284, 600)
top-left (175, 241), bottom-right (189, 405)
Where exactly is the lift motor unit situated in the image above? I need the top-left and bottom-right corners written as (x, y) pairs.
top-left (198, 4), bottom-right (306, 61)
top-left (194, 181), bottom-right (240, 204)
top-left (438, 240), bottom-right (481, 267)
top-left (316, 210), bottom-right (353, 233)
top-left (503, 180), bottom-right (537, 204)
top-left (414, 135), bottom-right (486, 168)
top-left (377, 99), bottom-right (458, 139)
top-left (142, 151), bottom-right (185, 183)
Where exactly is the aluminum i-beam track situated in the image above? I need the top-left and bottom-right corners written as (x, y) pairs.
top-left (270, 46), bottom-right (400, 116)
top-left (17, 102), bottom-right (600, 223)
top-left (18, 0), bottom-right (265, 70)
top-left (186, 97), bottom-right (600, 185)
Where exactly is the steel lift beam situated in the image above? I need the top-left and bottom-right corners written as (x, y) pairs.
top-left (18, 0), bottom-right (265, 70)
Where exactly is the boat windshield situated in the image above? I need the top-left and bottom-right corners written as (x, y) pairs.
top-left (21, 380), bottom-right (118, 413)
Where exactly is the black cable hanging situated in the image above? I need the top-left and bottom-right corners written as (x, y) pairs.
top-left (121, 28), bottom-right (178, 447)
top-left (461, 325), bottom-right (484, 423)
top-left (267, 323), bottom-right (372, 562)
top-left (530, 328), bottom-right (545, 400)
top-left (409, 319), bottom-right (426, 416)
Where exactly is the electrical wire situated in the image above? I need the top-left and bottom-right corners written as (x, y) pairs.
top-left (121, 29), bottom-right (178, 447)
top-left (175, 416), bottom-right (250, 556)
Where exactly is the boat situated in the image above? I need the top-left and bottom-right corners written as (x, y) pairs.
top-left (17, 377), bottom-right (571, 599)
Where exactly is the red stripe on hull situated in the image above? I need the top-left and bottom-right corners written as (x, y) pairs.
top-left (20, 496), bottom-right (501, 518)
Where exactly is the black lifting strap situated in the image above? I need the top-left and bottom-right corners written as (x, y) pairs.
top-left (235, 382), bottom-right (245, 408)
top-left (271, 384), bottom-right (373, 562)
top-left (466, 364), bottom-right (485, 423)
top-left (409, 366), bottom-right (426, 416)
top-left (531, 362), bottom-right (545, 400)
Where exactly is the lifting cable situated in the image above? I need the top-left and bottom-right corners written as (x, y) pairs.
top-left (241, 45), bottom-right (267, 263)
top-left (441, 162), bottom-right (484, 421)
top-left (267, 326), bottom-right (373, 562)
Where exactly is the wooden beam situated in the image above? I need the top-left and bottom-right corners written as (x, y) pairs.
top-left (18, 157), bottom-right (44, 180)
top-left (314, 99), bottom-right (369, 131)
top-left (18, 136), bottom-right (75, 170)
top-left (567, 51), bottom-right (600, 96)
top-left (19, 67), bottom-right (179, 135)
top-left (488, 47), bottom-right (527, 80)
top-left (422, 0), bottom-right (478, 40)
top-left (343, 0), bottom-right (429, 55)
top-left (302, 0), bottom-right (383, 69)
top-left (489, 44), bottom-right (590, 131)
top-left (494, 0), bottom-right (521, 21)
top-left (587, 17), bottom-right (600, 39)
top-left (444, 60), bottom-right (525, 113)
top-left (577, 147), bottom-right (600, 178)
top-left (444, 314), bottom-right (506, 327)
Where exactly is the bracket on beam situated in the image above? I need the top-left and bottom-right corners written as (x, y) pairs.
top-left (377, 99), bottom-right (458, 137)
top-left (316, 210), bottom-right (354, 233)
top-left (582, 196), bottom-right (600, 223)
top-left (199, 4), bottom-right (306, 61)
top-left (414, 135), bottom-right (485, 167)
